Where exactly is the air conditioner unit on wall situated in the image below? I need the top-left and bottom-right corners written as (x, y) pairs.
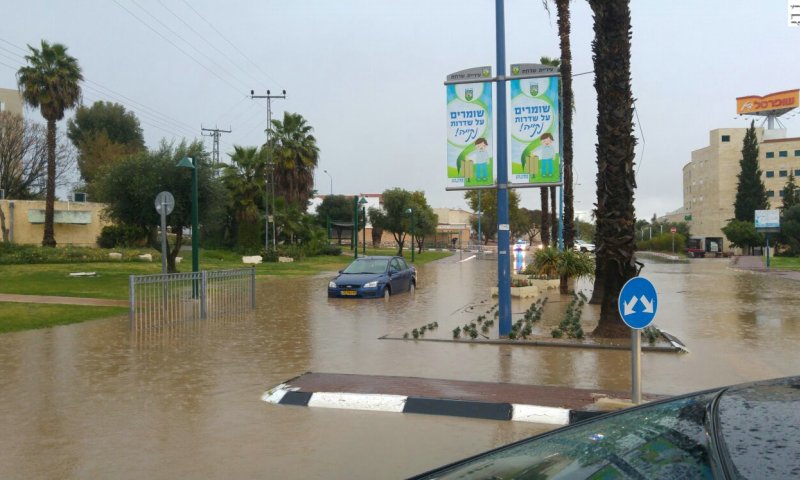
top-left (72, 192), bottom-right (87, 202)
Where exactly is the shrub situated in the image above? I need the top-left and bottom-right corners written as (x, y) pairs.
top-left (319, 245), bottom-right (343, 256)
top-left (97, 225), bottom-right (146, 248)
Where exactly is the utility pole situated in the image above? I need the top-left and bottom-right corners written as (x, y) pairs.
top-left (201, 125), bottom-right (232, 174)
top-left (250, 89), bottom-right (286, 250)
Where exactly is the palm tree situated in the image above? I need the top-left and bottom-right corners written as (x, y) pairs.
top-left (588, 0), bottom-right (639, 337)
top-left (223, 145), bottom-right (267, 249)
top-left (266, 112), bottom-right (320, 211)
top-left (17, 41), bottom-right (82, 247)
top-left (17, 41), bottom-right (83, 247)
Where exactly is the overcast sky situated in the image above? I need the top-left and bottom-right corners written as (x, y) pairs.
top-left (1, 0), bottom-right (799, 219)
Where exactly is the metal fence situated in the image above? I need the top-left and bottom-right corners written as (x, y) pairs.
top-left (129, 267), bottom-right (256, 330)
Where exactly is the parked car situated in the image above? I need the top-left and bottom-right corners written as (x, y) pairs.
top-left (574, 239), bottom-right (595, 252)
top-left (411, 375), bottom-right (800, 479)
top-left (328, 256), bottom-right (415, 299)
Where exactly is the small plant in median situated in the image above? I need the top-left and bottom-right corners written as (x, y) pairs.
top-left (551, 294), bottom-right (585, 339)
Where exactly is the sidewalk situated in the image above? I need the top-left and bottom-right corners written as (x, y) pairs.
top-left (263, 372), bottom-right (666, 425)
top-left (731, 255), bottom-right (800, 281)
top-left (0, 293), bottom-right (127, 307)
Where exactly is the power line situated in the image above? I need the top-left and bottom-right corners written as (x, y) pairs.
top-left (154, 0), bottom-right (266, 90)
top-left (201, 125), bottom-right (232, 169)
top-left (128, 0), bottom-right (250, 93)
top-left (179, 0), bottom-right (284, 90)
top-left (110, 0), bottom-right (246, 96)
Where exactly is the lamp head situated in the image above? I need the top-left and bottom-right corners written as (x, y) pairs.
top-left (358, 197), bottom-right (368, 206)
top-left (177, 157), bottom-right (195, 169)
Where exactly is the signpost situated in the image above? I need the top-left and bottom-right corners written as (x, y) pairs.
top-left (618, 276), bottom-right (658, 404)
top-left (154, 191), bottom-right (175, 274)
top-left (755, 209), bottom-right (780, 269)
top-left (670, 226), bottom-right (677, 253)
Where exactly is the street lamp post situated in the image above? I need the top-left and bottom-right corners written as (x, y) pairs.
top-left (353, 196), bottom-right (359, 259)
top-left (177, 156), bottom-right (200, 297)
top-left (359, 197), bottom-right (368, 255)
top-left (406, 208), bottom-right (415, 263)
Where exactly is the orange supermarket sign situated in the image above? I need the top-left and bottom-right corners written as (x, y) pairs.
top-left (737, 89), bottom-right (799, 115)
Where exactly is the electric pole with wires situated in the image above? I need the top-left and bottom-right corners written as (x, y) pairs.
top-left (201, 125), bottom-right (231, 174)
top-left (250, 89), bottom-right (286, 251)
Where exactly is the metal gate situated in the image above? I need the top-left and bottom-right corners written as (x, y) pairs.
top-left (129, 267), bottom-right (256, 330)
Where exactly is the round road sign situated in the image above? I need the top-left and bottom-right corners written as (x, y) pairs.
top-left (618, 276), bottom-right (658, 329)
top-left (155, 191), bottom-right (175, 215)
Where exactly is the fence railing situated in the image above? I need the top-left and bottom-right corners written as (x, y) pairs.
top-left (129, 267), bottom-right (256, 330)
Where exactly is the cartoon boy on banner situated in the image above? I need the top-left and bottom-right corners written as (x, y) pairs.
top-left (446, 82), bottom-right (494, 188)
top-left (509, 76), bottom-right (561, 185)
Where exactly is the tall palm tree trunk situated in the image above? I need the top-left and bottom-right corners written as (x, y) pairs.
top-left (558, 0), bottom-right (575, 250)
top-left (42, 119), bottom-right (57, 247)
top-left (589, 0), bottom-right (638, 338)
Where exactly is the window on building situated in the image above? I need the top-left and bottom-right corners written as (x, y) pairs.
top-left (721, 135), bottom-right (730, 142)
top-left (780, 190), bottom-right (785, 197)
top-left (795, 169), bottom-right (800, 177)
top-left (767, 190), bottom-right (775, 197)
top-left (795, 150), bottom-right (800, 157)
top-left (779, 151), bottom-right (788, 157)
top-left (780, 170), bottom-right (788, 177)
top-left (766, 171), bottom-right (775, 178)
top-left (766, 152), bottom-right (775, 158)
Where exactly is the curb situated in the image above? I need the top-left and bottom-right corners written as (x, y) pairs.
top-left (262, 384), bottom-right (603, 426)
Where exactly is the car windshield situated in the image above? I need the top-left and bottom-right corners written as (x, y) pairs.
top-left (417, 391), bottom-right (718, 479)
top-left (341, 258), bottom-right (389, 275)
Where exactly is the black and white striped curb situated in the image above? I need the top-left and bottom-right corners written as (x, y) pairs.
top-left (262, 384), bottom-right (605, 425)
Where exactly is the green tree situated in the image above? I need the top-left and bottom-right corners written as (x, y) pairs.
top-left (465, 189), bottom-right (522, 245)
top-left (16, 40), bottom-right (83, 247)
top-left (722, 219), bottom-right (763, 255)
top-left (588, 0), bottom-right (639, 338)
top-left (781, 172), bottom-right (800, 210)
top-left (409, 191), bottom-right (438, 254)
top-left (97, 140), bottom-right (225, 272)
top-left (266, 112), bottom-right (319, 210)
top-left (779, 205), bottom-right (800, 256)
top-left (516, 208), bottom-right (542, 244)
top-left (222, 145), bottom-right (266, 251)
top-left (733, 121), bottom-right (768, 222)
top-left (66, 101), bottom-right (145, 189)
top-left (368, 188), bottom-right (415, 255)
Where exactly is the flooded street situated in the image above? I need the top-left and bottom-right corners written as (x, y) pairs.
top-left (1, 255), bottom-right (799, 478)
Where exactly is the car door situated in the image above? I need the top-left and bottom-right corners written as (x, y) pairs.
top-left (389, 258), bottom-right (407, 292)
top-left (395, 258), bottom-right (413, 292)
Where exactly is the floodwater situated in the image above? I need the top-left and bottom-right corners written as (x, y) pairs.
top-left (1, 254), bottom-right (799, 478)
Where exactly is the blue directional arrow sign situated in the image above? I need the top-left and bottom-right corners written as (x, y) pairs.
top-left (618, 277), bottom-right (658, 329)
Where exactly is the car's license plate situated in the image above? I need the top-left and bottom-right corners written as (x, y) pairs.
top-left (341, 290), bottom-right (358, 296)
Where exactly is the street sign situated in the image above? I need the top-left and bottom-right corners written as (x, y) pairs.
top-left (155, 191), bottom-right (175, 215)
top-left (618, 277), bottom-right (658, 329)
top-left (670, 226), bottom-right (677, 234)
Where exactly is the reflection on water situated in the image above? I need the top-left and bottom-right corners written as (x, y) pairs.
top-left (1, 255), bottom-right (799, 478)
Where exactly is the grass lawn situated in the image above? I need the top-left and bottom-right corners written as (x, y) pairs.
top-left (0, 247), bottom-right (451, 333)
top-left (0, 302), bottom-right (127, 334)
top-left (767, 256), bottom-right (800, 271)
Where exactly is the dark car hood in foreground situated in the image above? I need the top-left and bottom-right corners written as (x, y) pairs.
top-left (332, 273), bottom-right (384, 286)
top-left (411, 375), bottom-right (800, 479)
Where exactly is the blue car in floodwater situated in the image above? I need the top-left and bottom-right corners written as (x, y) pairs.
top-left (328, 256), bottom-right (416, 299)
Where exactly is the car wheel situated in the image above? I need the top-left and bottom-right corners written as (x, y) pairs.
top-left (383, 287), bottom-right (390, 300)
top-left (409, 281), bottom-right (416, 295)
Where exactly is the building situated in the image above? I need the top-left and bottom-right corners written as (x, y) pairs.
top-left (0, 199), bottom-right (111, 246)
top-left (0, 88), bottom-right (23, 116)
top-left (680, 90), bottom-right (800, 253)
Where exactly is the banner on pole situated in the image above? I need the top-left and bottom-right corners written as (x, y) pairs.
top-left (509, 73), bottom-right (561, 186)
top-left (446, 68), bottom-right (494, 189)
